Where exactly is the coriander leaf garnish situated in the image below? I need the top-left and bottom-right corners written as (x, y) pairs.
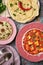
top-left (13, 14), bottom-right (16, 16)
top-left (15, 3), bottom-right (17, 5)
top-left (10, 3), bottom-right (13, 7)
top-left (23, 13), bottom-right (26, 15)
top-left (27, 4), bottom-right (29, 6)
top-left (19, 12), bottom-right (22, 14)
top-left (0, 3), bottom-right (6, 14)
top-left (34, 9), bottom-right (36, 11)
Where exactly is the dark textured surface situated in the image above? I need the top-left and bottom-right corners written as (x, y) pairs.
top-left (9, 0), bottom-right (43, 65)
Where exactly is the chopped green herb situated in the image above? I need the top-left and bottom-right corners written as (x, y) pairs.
top-left (13, 14), bottom-right (16, 16)
top-left (0, 3), bottom-right (6, 14)
top-left (0, 3), bottom-right (3, 7)
top-left (30, 6), bottom-right (32, 8)
top-left (17, 0), bottom-right (20, 1)
top-left (0, 0), bottom-right (2, 3)
top-left (23, 13), bottom-right (26, 15)
top-left (7, 33), bottom-right (10, 36)
top-left (10, 3), bottom-right (13, 7)
top-left (15, 3), bottom-right (17, 5)
top-left (27, 4), bottom-right (29, 6)
top-left (19, 12), bottom-right (22, 14)
top-left (34, 9), bottom-right (36, 11)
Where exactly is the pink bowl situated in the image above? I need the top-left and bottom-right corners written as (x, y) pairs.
top-left (16, 22), bottom-right (43, 62)
top-left (0, 16), bottom-right (17, 45)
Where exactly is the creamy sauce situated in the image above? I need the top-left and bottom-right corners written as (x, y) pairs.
top-left (7, 0), bottom-right (39, 23)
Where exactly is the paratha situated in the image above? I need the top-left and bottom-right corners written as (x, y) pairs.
top-left (7, 0), bottom-right (40, 23)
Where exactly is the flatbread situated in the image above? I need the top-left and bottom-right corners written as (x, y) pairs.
top-left (7, 0), bottom-right (40, 23)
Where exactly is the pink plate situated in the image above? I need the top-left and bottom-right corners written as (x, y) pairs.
top-left (16, 22), bottom-right (43, 62)
top-left (0, 16), bottom-right (16, 45)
